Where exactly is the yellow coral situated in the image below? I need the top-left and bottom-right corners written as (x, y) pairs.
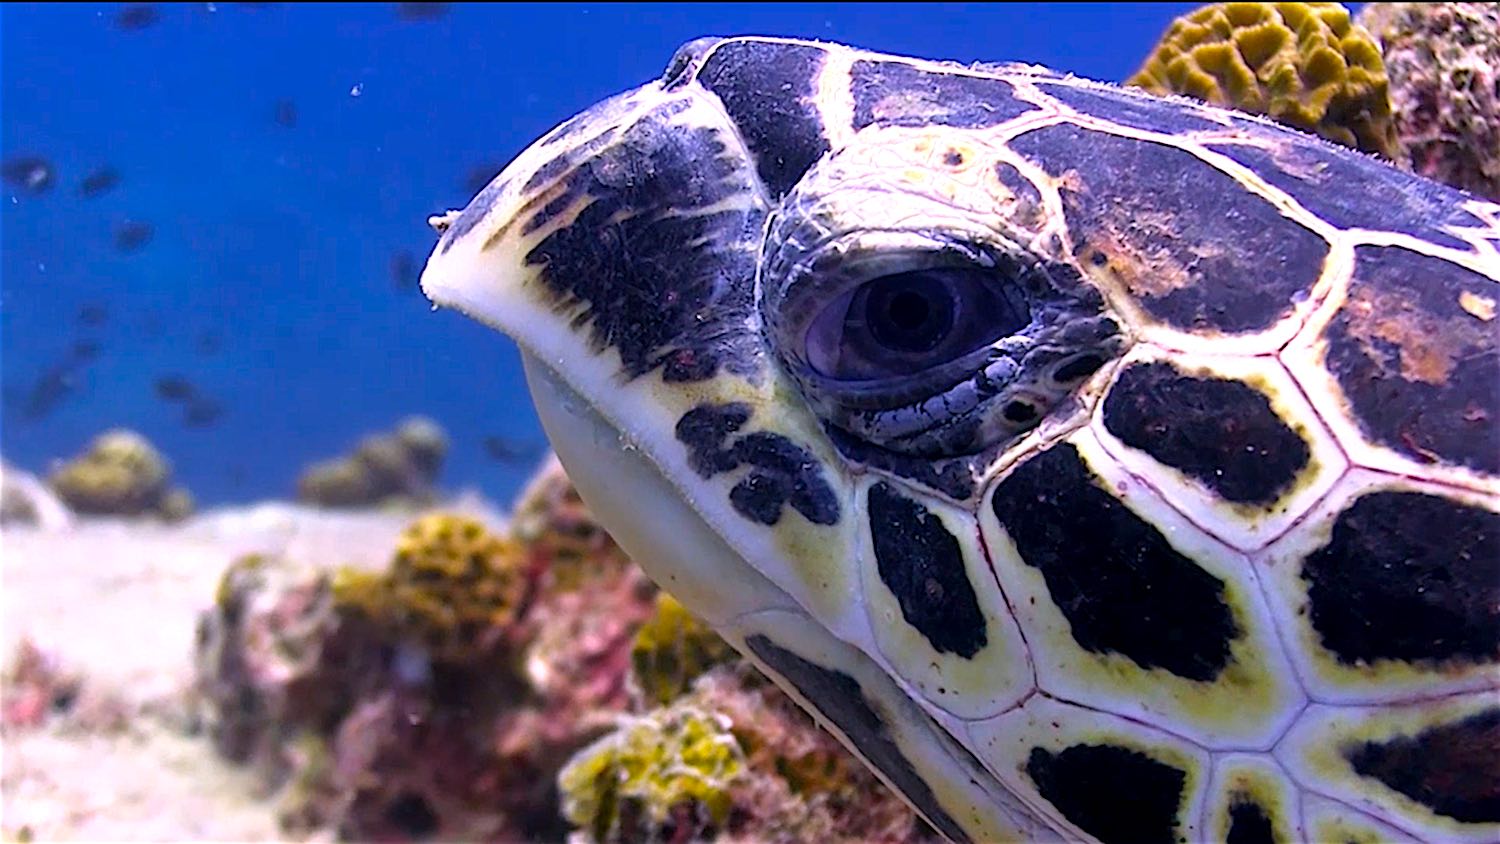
top-left (629, 592), bottom-right (737, 708)
top-left (558, 705), bottom-right (745, 842)
top-left (46, 429), bottom-right (191, 519)
top-left (334, 513), bottom-right (530, 664)
top-left (1129, 2), bottom-right (1402, 159)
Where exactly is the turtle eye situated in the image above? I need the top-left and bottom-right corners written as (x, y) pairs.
top-left (805, 266), bottom-right (1030, 380)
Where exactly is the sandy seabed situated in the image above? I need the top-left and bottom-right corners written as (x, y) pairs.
top-left (0, 496), bottom-right (506, 841)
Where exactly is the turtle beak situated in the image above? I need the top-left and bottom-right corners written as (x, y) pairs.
top-left (417, 71), bottom-right (798, 627)
top-left (418, 82), bottom-right (664, 340)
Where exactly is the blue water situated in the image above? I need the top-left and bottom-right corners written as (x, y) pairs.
top-left (1, 2), bottom-right (1211, 507)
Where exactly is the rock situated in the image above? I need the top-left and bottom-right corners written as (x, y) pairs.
top-left (1, 460), bottom-right (74, 531)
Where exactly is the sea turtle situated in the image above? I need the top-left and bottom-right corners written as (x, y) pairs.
top-left (420, 36), bottom-right (1500, 844)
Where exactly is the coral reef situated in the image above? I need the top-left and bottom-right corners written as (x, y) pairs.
top-left (629, 592), bottom-right (738, 709)
top-left (45, 429), bottom-right (194, 521)
top-left (1128, 2), bottom-right (1402, 159)
top-left (192, 552), bottom-right (356, 784)
top-left (512, 452), bottom-right (634, 591)
top-left (295, 416), bottom-right (448, 509)
top-left (1, 459), bottom-right (74, 530)
top-left (559, 705), bottom-right (746, 843)
top-left (560, 661), bottom-right (934, 844)
top-left (332, 513), bottom-right (532, 666)
top-left (1, 637), bottom-right (132, 735)
top-left (2, 638), bottom-right (81, 730)
top-left (195, 479), bottom-right (655, 840)
top-left (196, 454), bottom-right (927, 842)
top-left (1358, 2), bottom-right (1500, 200)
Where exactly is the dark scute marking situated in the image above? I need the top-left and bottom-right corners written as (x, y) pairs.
top-left (520, 190), bottom-right (576, 235)
top-left (744, 635), bottom-right (972, 844)
top-left (1103, 361), bottom-right (1310, 504)
top-left (1345, 707), bottom-right (1500, 824)
top-left (1039, 81), bottom-right (1224, 134)
top-left (1324, 246), bottom-right (1500, 474)
top-left (993, 162), bottom-right (1047, 231)
top-left (850, 60), bottom-right (1037, 130)
top-left (522, 150), bottom-right (574, 194)
top-left (1002, 401), bottom-right (1037, 424)
top-left (867, 482), bottom-right (988, 658)
top-left (441, 177), bottom-right (508, 250)
top-left (675, 402), bottom-right (751, 476)
top-left (697, 40), bottom-right (830, 197)
top-left (990, 443), bottom-right (1239, 680)
top-left (1302, 490), bottom-right (1499, 667)
top-left (1053, 353), bottom-right (1105, 383)
top-left (827, 425), bottom-right (977, 501)
top-left (1210, 137), bottom-right (1484, 252)
top-left (1025, 744), bottom-right (1186, 844)
top-left (1010, 123), bottom-right (1329, 334)
top-left (523, 104), bottom-right (764, 382)
top-left (674, 403), bottom-right (840, 526)
top-left (1226, 798), bottom-right (1276, 844)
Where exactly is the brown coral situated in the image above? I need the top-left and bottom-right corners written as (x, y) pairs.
top-left (1358, 2), bottom-right (1500, 200)
top-left (296, 416), bottom-right (448, 509)
top-left (512, 452), bottom-right (633, 590)
top-left (46, 429), bottom-right (193, 520)
top-left (1129, 2), bottom-right (1402, 159)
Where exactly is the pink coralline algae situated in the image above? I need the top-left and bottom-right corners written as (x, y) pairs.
top-left (1359, 2), bottom-right (1500, 200)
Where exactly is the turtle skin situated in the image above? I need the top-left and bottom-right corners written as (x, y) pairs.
top-left (421, 37), bottom-right (1500, 844)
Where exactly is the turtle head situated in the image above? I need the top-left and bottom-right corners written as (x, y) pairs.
top-left (420, 35), bottom-right (1120, 840)
top-left (422, 33), bottom-right (1122, 488)
top-left (419, 31), bottom-right (1127, 621)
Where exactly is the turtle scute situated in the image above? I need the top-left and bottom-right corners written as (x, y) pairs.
top-left (1128, 2), bottom-right (1401, 160)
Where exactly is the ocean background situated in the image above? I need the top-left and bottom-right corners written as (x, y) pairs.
top-left (3, 2), bottom-right (1228, 507)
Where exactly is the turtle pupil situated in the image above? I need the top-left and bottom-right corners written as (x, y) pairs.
top-left (889, 291), bottom-right (929, 329)
top-left (864, 272), bottom-right (956, 354)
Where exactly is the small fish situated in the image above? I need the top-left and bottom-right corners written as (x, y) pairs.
top-left (116, 4), bottom-right (161, 30)
top-left (2, 156), bottom-right (56, 195)
top-left (273, 98), bottom-right (298, 129)
top-left (482, 435), bottom-right (544, 464)
top-left (154, 375), bottom-right (198, 402)
top-left (78, 166), bottom-right (121, 198)
top-left (182, 395), bottom-right (225, 428)
top-left (69, 339), bottom-right (102, 363)
top-left (390, 250), bottom-right (419, 294)
top-left (114, 220), bottom-right (155, 253)
top-left (195, 329), bottom-right (223, 356)
top-left (395, 3), bottom-right (449, 22)
top-left (77, 303), bottom-right (108, 327)
top-left (139, 312), bottom-right (165, 339)
top-left (19, 363), bottom-right (79, 422)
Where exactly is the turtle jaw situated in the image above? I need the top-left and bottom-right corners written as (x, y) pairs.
top-left (519, 350), bottom-right (797, 629)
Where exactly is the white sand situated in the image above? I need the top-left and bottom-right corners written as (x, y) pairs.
top-left (0, 495), bottom-right (507, 841)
